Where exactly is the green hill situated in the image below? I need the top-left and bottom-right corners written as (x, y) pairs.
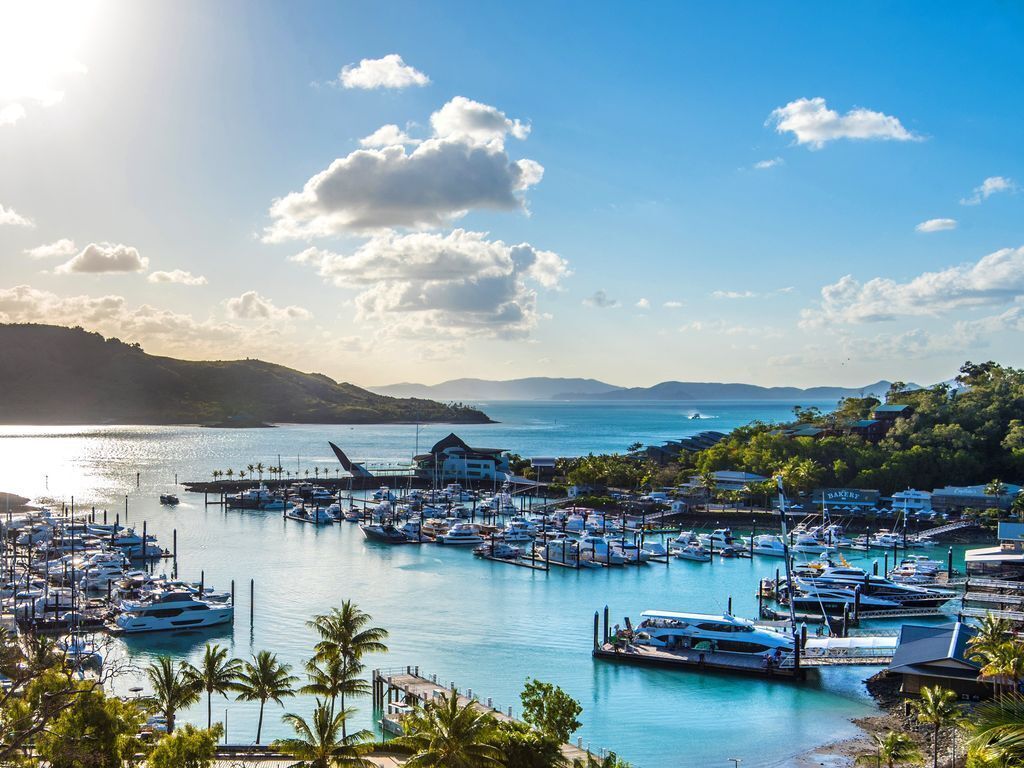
top-left (0, 324), bottom-right (492, 426)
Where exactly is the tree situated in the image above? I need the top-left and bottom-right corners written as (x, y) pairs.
top-left (493, 720), bottom-right (567, 768)
top-left (520, 678), bottom-right (583, 744)
top-left (273, 702), bottom-right (374, 768)
top-left (235, 650), bottom-right (298, 744)
top-left (968, 615), bottom-right (1012, 663)
top-left (967, 693), bottom-right (1024, 765)
top-left (147, 723), bottom-right (222, 768)
top-left (301, 654), bottom-right (366, 721)
top-left (397, 689), bottom-right (503, 768)
top-left (985, 479), bottom-right (1008, 499)
top-left (976, 641), bottom-right (1024, 698)
top-left (183, 643), bottom-right (242, 729)
top-left (307, 602), bottom-right (388, 737)
top-left (35, 687), bottom-right (145, 768)
top-left (146, 656), bottom-right (201, 735)
top-left (912, 686), bottom-right (962, 768)
top-left (854, 730), bottom-right (922, 768)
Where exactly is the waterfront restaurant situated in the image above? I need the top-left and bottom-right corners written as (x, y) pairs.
top-left (414, 433), bottom-right (512, 485)
top-left (814, 488), bottom-right (881, 512)
top-left (931, 483), bottom-right (1022, 514)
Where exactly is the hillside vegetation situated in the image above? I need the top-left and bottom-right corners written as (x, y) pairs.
top-left (0, 324), bottom-right (491, 426)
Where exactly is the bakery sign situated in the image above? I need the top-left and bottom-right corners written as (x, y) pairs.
top-left (817, 488), bottom-right (880, 505)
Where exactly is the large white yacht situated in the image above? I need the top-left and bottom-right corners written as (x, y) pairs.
top-left (751, 534), bottom-right (787, 558)
top-left (578, 535), bottom-right (627, 565)
top-left (537, 538), bottom-right (601, 568)
top-left (437, 522), bottom-right (483, 546)
top-left (114, 591), bottom-right (234, 633)
top-left (633, 611), bottom-right (794, 655)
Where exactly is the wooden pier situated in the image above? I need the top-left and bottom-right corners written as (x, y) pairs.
top-left (371, 667), bottom-right (604, 764)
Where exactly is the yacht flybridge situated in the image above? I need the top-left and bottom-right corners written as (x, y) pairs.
top-left (114, 590), bottom-right (233, 633)
top-left (634, 611), bottom-right (794, 655)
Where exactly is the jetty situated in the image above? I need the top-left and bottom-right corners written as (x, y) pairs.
top-left (372, 667), bottom-right (605, 764)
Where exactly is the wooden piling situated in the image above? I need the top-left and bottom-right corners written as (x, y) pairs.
top-left (250, 578), bottom-right (254, 626)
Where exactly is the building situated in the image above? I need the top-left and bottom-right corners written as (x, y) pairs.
top-left (931, 484), bottom-right (1022, 514)
top-left (888, 489), bottom-right (933, 513)
top-left (845, 419), bottom-right (886, 441)
top-left (872, 403), bottom-right (914, 422)
top-left (965, 521), bottom-right (1024, 580)
top-left (778, 424), bottom-right (827, 439)
top-left (886, 622), bottom-right (987, 698)
top-left (636, 431), bottom-right (726, 466)
top-left (528, 457), bottom-right (558, 482)
top-left (814, 488), bottom-right (881, 510)
top-left (414, 433), bottom-right (511, 485)
top-left (685, 470), bottom-right (768, 493)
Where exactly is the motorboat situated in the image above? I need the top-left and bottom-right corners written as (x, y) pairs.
top-left (610, 539), bottom-right (650, 564)
top-left (344, 506), bottom-right (363, 522)
top-left (373, 486), bottom-right (397, 502)
top-left (869, 530), bottom-right (903, 548)
top-left (398, 519), bottom-right (423, 542)
top-left (59, 634), bottom-right (103, 668)
top-left (698, 528), bottom-right (746, 554)
top-left (360, 522), bottom-right (409, 544)
top-left (751, 535), bottom-right (787, 558)
top-left (284, 506), bottom-right (334, 525)
top-left (159, 494), bottom-right (180, 505)
top-left (536, 538), bottom-right (601, 568)
top-left (226, 484), bottom-right (274, 509)
top-left (799, 566), bottom-right (953, 608)
top-left (672, 542), bottom-right (711, 562)
top-left (791, 533), bottom-right (835, 555)
top-left (114, 591), bottom-right (233, 633)
top-left (578, 535), bottom-right (627, 565)
top-left (633, 611), bottom-right (794, 655)
top-left (563, 513), bottom-right (587, 534)
top-left (437, 522), bottom-right (483, 546)
top-left (473, 541), bottom-right (521, 559)
top-left (787, 586), bottom-right (901, 613)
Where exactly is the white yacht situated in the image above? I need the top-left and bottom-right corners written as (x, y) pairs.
top-left (698, 528), bottom-right (745, 553)
top-left (437, 522), bottom-right (483, 546)
top-left (578, 535), bottom-right (627, 565)
top-left (610, 539), bottom-right (650, 564)
top-left (360, 521), bottom-right (409, 544)
top-left (672, 542), bottom-right (712, 562)
top-left (633, 611), bottom-right (794, 655)
top-left (791, 533), bottom-right (835, 555)
top-left (284, 506), bottom-right (333, 525)
top-left (537, 538), bottom-right (601, 568)
top-left (114, 591), bottom-right (233, 633)
top-left (751, 534), bottom-right (788, 558)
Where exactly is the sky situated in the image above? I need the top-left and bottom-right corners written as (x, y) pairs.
top-left (1, 1), bottom-right (1022, 389)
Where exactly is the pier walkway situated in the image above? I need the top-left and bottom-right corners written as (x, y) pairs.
top-left (372, 667), bottom-right (600, 764)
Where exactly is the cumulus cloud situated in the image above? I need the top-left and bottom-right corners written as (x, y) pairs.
top-left (291, 229), bottom-right (567, 339)
top-left (679, 320), bottom-right (782, 337)
top-left (0, 204), bottom-right (33, 227)
top-left (583, 290), bottom-right (619, 309)
top-left (712, 290), bottom-right (757, 299)
top-left (225, 290), bottom-right (311, 321)
top-left (753, 157), bottom-right (784, 170)
top-left (24, 238), bottom-right (76, 258)
top-left (635, 298), bottom-right (650, 309)
top-left (55, 242), bottom-right (148, 274)
top-left (960, 176), bottom-right (1017, 206)
top-left (339, 54), bottom-right (429, 90)
top-left (359, 124), bottom-right (417, 148)
top-left (800, 245), bottom-right (1024, 327)
top-left (263, 96), bottom-right (540, 241)
top-left (767, 97), bottom-right (918, 149)
top-left (147, 269), bottom-right (207, 286)
top-left (663, 300), bottom-right (684, 308)
top-left (915, 218), bottom-right (957, 233)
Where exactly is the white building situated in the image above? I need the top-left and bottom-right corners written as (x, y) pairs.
top-left (414, 433), bottom-right (512, 485)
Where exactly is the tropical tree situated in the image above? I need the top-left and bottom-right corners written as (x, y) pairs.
top-left (968, 615), bottom-right (1012, 663)
top-left (235, 651), bottom-right (298, 744)
top-left (256, 462), bottom-right (265, 481)
top-left (976, 642), bottom-right (1024, 698)
top-left (182, 643), bottom-right (242, 729)
top-left (301, 655), bottom-right (366, 721)
top-left (146, 656), bottom-right (201, 735)
top-left (854, 730), bottom-right (922, 768)
top-left (397, 690), bottom-right (503, 768)
top-left (985, 479), bottom-right (1008, 499)
top-left (247, 463), bottom-right (255, 481)
top-left (307, 602), bottom-right (388, 736)
top-left (35, 687), bottom-right (146, 768)
top-left (226, 468), bottom-right (234, 480)
top-left (273, 701), bottom-right (374, 768)
top-left (238, 470), bottom-right (246, 480)
top-left (520, 678), bottom-right (582, 744)
top-left (912, 686), bottom-right (963, 768)
top-left (967, 693), bottom-right (1024, 765)
top-left (147, 723), bottom-right (222, 768)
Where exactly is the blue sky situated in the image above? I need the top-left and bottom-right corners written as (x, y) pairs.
top-left (1, 0), bottom-right (1022, 387)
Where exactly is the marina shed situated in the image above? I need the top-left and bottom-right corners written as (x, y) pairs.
top-left (886, 622), bottom-right (987, 698)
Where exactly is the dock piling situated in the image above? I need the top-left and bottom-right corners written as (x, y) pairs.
top-left (593, 611), bottom-right (599, 651)
top-left (250, 578), bottom-right (254, 626)
top-left (603, 605), bottom-right (609, 644)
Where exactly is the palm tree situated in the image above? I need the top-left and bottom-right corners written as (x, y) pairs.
top-left (247, 463), bottom-right (255, 481)
top-left (968, 693), bottom-right (1024, 765)
top-left (985, 479), bottom-right (1007, 499)
top-left (239, 470), bottom-right (247, 480)
top-left (146, 656), bottom-right (201, 735)
top-left (854, 731), bottom-right (922, 768)
top-left (256, 462), bottom-right (265, 481)
top-left (912, 686), bottom-right (962, 768)
top-left (301, 655), bottom-right (368, 721)
top-left (273, 702), bottom-right (374, 768)
top-left (968, 615), bottom-right (1012, 661)
top-left (226, 468), bottom-right (234, 480)
top-left (396, 690), bottom-right (503, 768)
top-left (977, 641), bottom-right (1024, 698)
top-left (235, 650), bottom-right (298, 744)
top-left (307, 602), bottom-right (388, 736)
top-left (183, 643), bottom-right (243, 729)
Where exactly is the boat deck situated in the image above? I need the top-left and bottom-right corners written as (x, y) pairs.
top-left (592, 642), bottom-right (800, 678)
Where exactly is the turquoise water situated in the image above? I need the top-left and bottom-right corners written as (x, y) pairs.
top-left (0, 401), bottom-right (965, 767)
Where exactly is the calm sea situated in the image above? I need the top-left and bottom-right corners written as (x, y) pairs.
top-left (0, 400), bottom-right (961, 767)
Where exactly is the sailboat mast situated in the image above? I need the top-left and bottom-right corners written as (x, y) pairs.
top-left (776, 476), bottom-right (798, 632)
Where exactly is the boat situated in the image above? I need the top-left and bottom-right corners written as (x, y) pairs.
top-left (610, 539), bottom-right (650, 564)
top-left (114, 590), bottom-right (233, 633)
top-left (226, 484), bottom-right (274, 509)
top-left (787, 586), bottom-right (901, 613)
top-left (398, 519), bottom-right (424, 542)
top-left (284, 506), bottom-right (334, 525)
top-left (698, 528), bottom-right (746, 553)
top-left (360, 522), bottom-right (409, 544)
top-left (536, 538), bottom-right (601, 568)
top-left (436, 522), bottom-right (483, 546)
top-left (791, 533), bottom-right (835, 555)
top-left (633, 611), bottom-right (794, 655)
top-left (672, 542), bottom-right (711, 562)
top-left (474, 541), bottom-right (521, 559)
top-left (58, 634), bottom-right (103, 668)
top-left (578, 535), bottom-right (627, 565)
top-left (799, 566), bottom-right (953, 608)
top-left (751, 535), bottom-right (787, 558)
top-left (159, 494), bottom-right (179, 505)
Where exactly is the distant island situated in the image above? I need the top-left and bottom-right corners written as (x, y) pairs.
top-left (370, 376), bottom-right (905, 402)
top-left (0, 324), bottom-right (491, 426)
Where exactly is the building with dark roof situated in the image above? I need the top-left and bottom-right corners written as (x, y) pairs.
top-left (845, 419), bottom-right (886, 441)
top-left (635, 431), bottom-right (727, 465)
top-left (873, 403), bottom-right (914, 421)
top-left (886, 622), bottom-right (987, 698)
top-left (414, 433), bottom-right (511, 484)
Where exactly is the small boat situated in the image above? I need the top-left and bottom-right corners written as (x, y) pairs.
top-left (437, 522), bottom-right (483, 546)
top-left (751, 535), bottom-right (787, 558)
top-left (284, 507), bottom-right (334, 525)
top-left (159, 494), bottom-right (179, 505)
top-left (672, 542), bottom-right (711, 562)
top-left (537, 538), bottom-right (601, 568)
top-left (360, 522), bottom-right (409, 544)
top-left (474, 541), bottom-right (521, 559)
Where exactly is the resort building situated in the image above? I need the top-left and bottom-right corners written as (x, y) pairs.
top-left (965, 521), bottom-right (1024, 580)
top-left (872, 403), bottom-right (914, 422)
top-left (888, 489), bottom-right (933, 513)
top-left (886, 622), bottom-right (987, 699)
top-left (635, 431), bottom-right (726, 465)
top-left (413, 433), bottom-right (512, 485)
top-left (684, 470), bottom-right (769, 493)
top-left (931, 484), bottom-right (1022, 514)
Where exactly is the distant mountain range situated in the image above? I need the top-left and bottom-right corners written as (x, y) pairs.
top-left (0, 324), bottom-right (491, 426)
top-left (371, 376), bottom-right (907, 402)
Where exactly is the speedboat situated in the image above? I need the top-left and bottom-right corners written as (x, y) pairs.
top-left (284, 506), bottom-right (334, 525)
top-left (437, 522), bottom-right (483, 545)
top-left (159, 494), bottom-right (179, 505)
top-left (474, 541), bottom-right (521, 559)
top-left (536, 538), bottom-right (601, 568)
top-left (578, 535), bottom-right (627, 565)
top-left (672, 542), bottom-right (711, 562)
top-left (360, 522), bottom-right (409, 544)
top-left (633, 611), bottom-right (794, 655)
top-left (114, 590), bottom-right (233, 633)
top-left (610, 540), bottom-right (650, 564)
top-left (752, 535), bottom-right (787, 558)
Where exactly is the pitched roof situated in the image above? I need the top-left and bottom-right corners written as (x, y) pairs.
top-left (848, 419), bottom-right (881, 428)
top-left (887, 622), bottom-right (979, 676)
top-left (874, 403), bottom-right (913, 414)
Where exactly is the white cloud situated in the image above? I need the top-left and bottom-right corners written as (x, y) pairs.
top-left (915, 218), bottom-right (957, 233)
top-left (147, 269), bottom-right (207, 286)
top-left (712, 290), bottom-right (757, 299)
top-left (960, 176), bottom-right (1017, 206)
top-left (767, 97), bottom-right (918, 149)
top-left (663, 300), bottom-right (684, 308)
top-left (55, 242), bottom-right (148, 274)
top-left (225, 290), bottom-right (311, 321)
top-left (0, 204), bottom-right (33, 227)
top-left (583, 290), bottom-right (618, 309)
top-left (263, 97), bottom-right (541, 241)
top-left (801, 245), bottom-right (1024, 327)
top-left (339, 54), bottom-right (429, 90)
top-left (24, 238), bottom-right (76, 258)
top-left (0, 103), bottom-right (26, 126)
top-left (291, 229), bottom-right (567, 339)
top-left (753, 157), bottom-right (783, 170)
top-left (359, 124), bottom-right (417, 148)
top-left (679, 320), bottom-right (782, 337)
top-left (635, 298), bottom-right (650, 309)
